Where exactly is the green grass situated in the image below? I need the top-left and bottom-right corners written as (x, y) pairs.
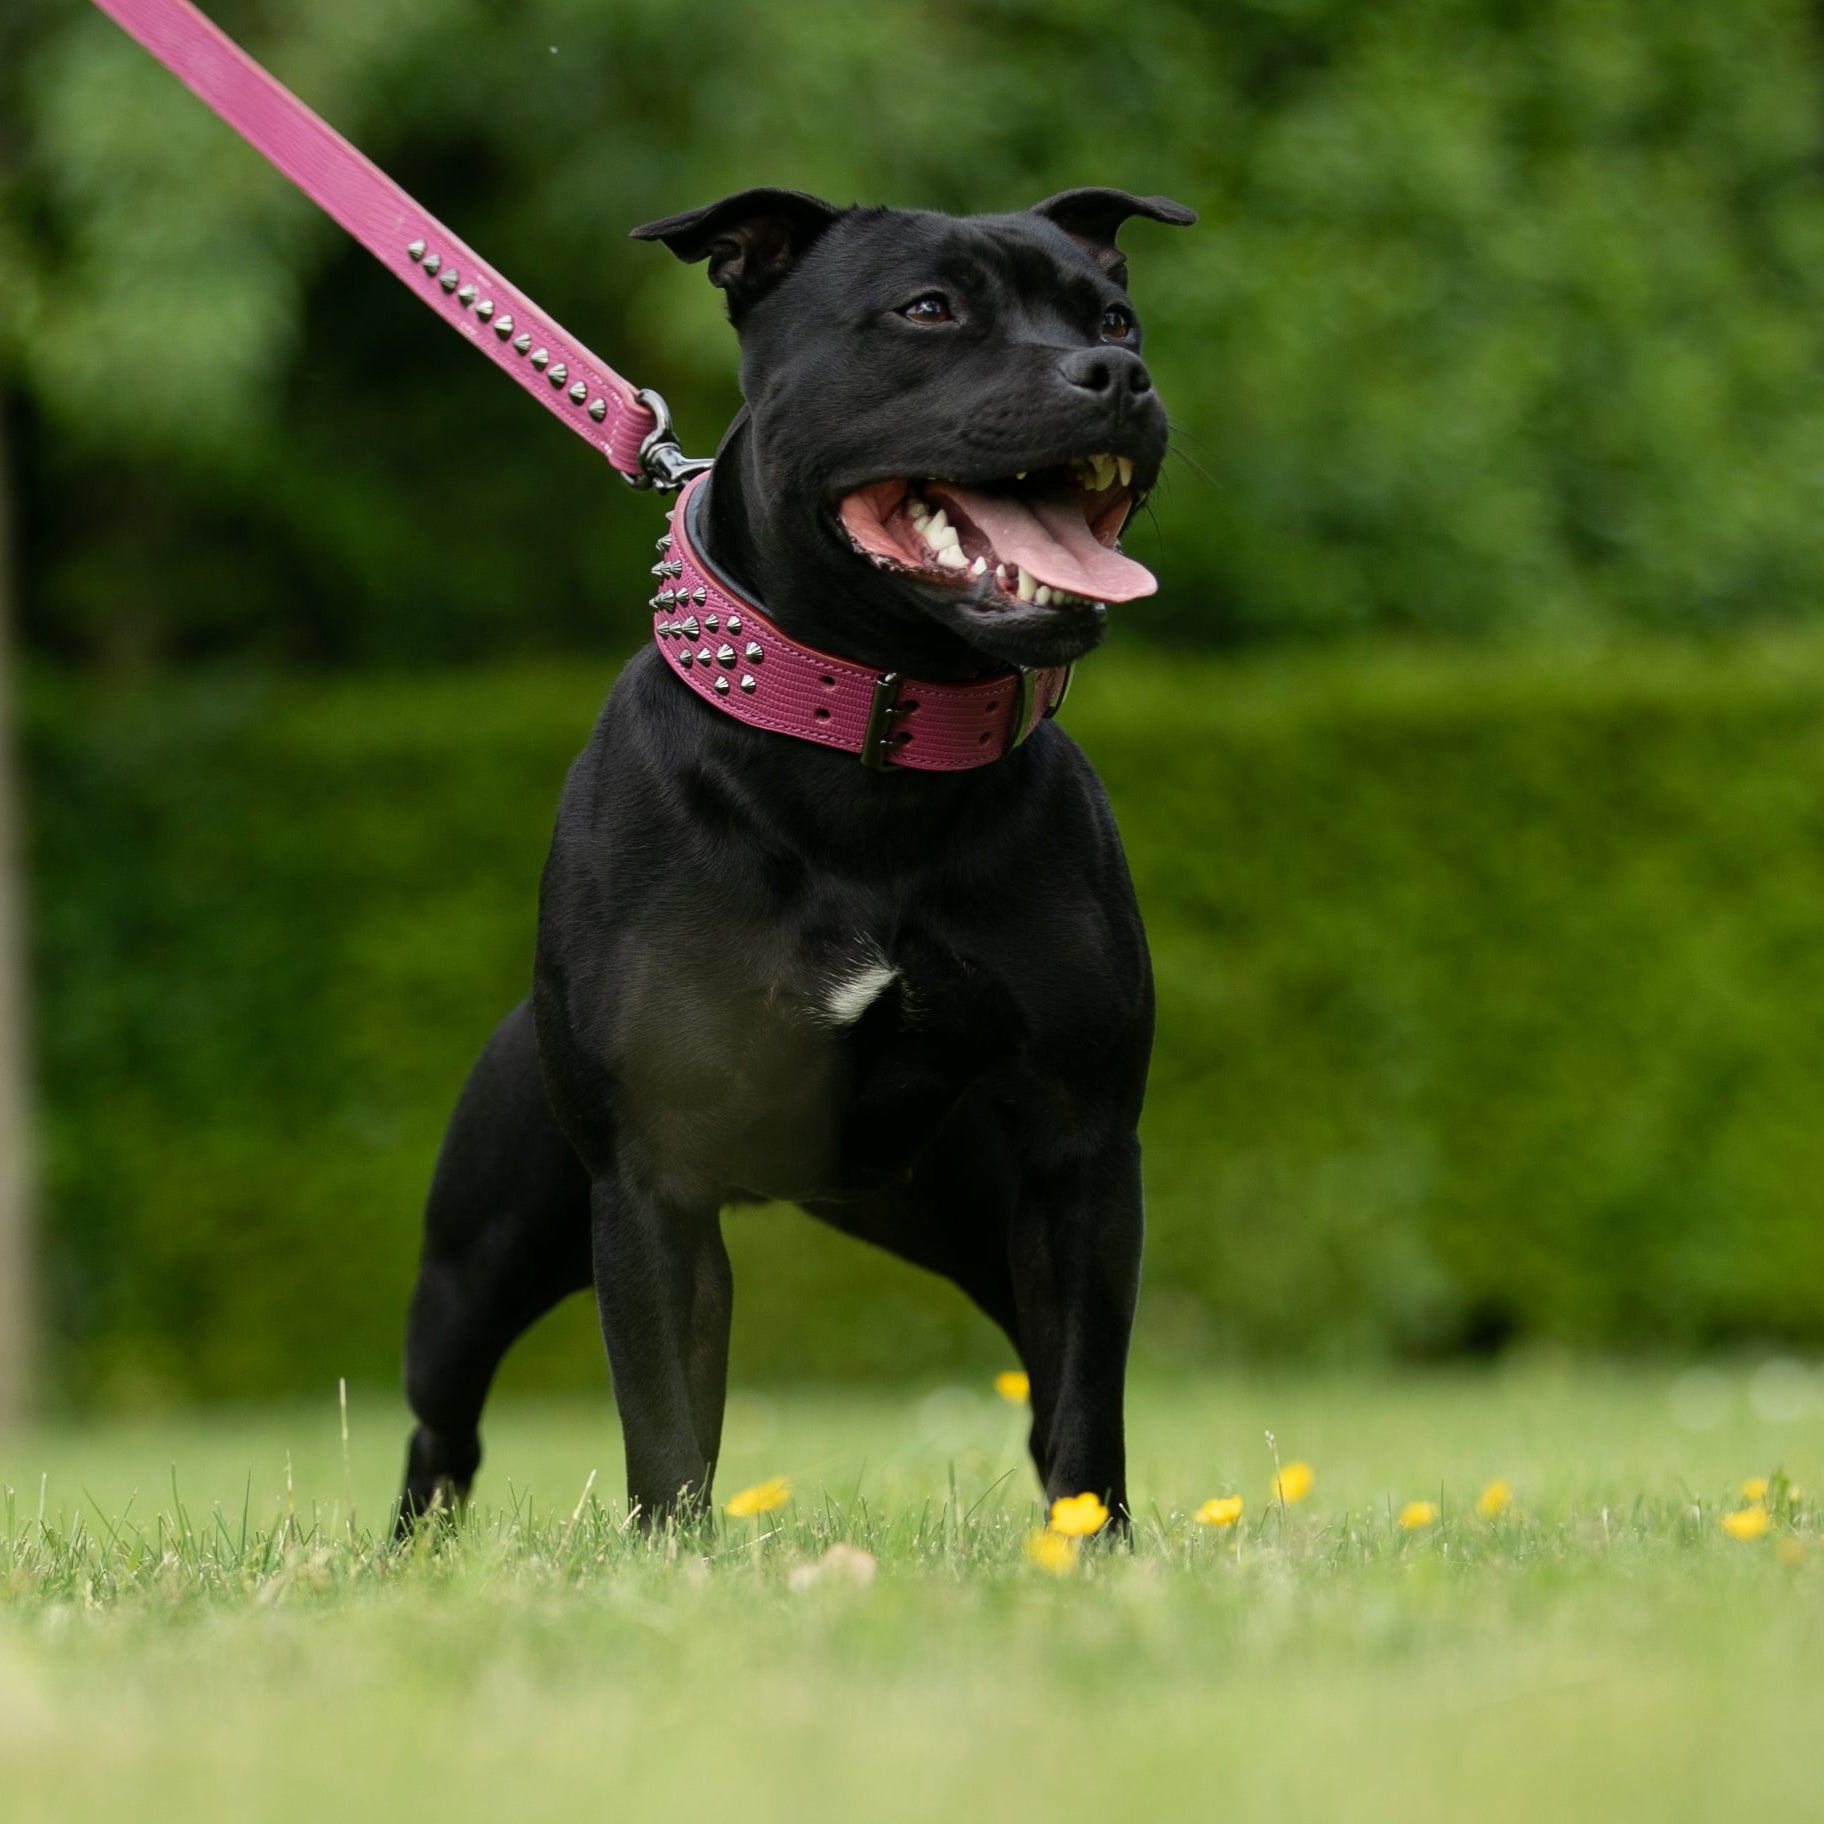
top-left (3, 1365), bottom-right (1821, 1821)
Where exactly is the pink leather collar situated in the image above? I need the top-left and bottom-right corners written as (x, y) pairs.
top-left (655, 477), bottom-right (1071, 771)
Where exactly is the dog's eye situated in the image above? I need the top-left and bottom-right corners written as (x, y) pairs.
top-left (901, 294), bottom-right (952, 325)
top-left (1100, 306), bottom-right (1135, 341)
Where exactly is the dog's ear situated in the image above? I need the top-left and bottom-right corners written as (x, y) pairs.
top-left (1029, 188), bottom-right (1196, 290)
top-left (631, 188), bottom-right (843, 321)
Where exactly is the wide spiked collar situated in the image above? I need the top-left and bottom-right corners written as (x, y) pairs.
top-left (651, 475), bottom-right (1071, 772)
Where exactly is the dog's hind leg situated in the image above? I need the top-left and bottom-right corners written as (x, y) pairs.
top-left (397, 998), bottom-right (592, 1534)
top-left (802, 1093), bottom-right (1025, 1358)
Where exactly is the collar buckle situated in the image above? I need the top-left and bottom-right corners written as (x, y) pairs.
top-left (859, 672), bottom-right (907, 770)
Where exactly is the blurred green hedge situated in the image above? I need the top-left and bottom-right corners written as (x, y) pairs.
top-left (25, 636), bottom-right (1824, 1405)
top-left (6, 0), bottom-right (1824, 660)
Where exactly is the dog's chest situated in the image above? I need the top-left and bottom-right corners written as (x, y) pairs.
top-left (616, 925), bottom-right (1002, 1202)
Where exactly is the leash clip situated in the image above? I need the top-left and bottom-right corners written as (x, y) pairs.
top-left (626, 387), bottom-right (715, 493)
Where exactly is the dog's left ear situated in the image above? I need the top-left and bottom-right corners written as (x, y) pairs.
top-left (631, 188), bottom-right (843, 321)
top-left (1029, 188), bottom-right (1196, 290)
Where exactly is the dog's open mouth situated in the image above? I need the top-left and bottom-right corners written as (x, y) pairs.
top-left (835, 455), bottom-right (1155, 610)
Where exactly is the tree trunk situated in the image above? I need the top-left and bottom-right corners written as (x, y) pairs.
top-left (0, 394), bottom-right (36, 1427)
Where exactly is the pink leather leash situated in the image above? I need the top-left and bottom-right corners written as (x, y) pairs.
top-left (87, 0), bottom-right (676, 484)
top-left (657, 477), bottom-right (1071, 771)
top-left (91, 0), bottom-right (1073, 771)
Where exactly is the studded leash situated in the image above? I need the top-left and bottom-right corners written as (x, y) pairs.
top-left (87, 0), bottom-right (707, 489)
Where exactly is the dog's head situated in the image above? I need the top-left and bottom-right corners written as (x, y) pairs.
top-left (633, 187), bottom-right (1193, 672)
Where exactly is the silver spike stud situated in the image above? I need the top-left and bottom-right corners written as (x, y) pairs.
top-left (697, 647), bottom-right (714, 666)
top-left (693, 586), bottom-right (708, 606)
top-left (494, 316), bottom-right (515, 339)
top-left (716, 644), bottom-right (736, 665)
top-left (744, 641), bottom-right (763, 662)
top-left (475, 301), bottom-right (495, 322)
top-left (406, 238), bottom-right (427, 261)
top-left (513, 334), bottom-right (531, 355)
top-left (726, 615), bottom-right (742, 634)
top-left (656, 589), bottom-right (676, 607)
top-left (457, 284), bottom-right (478, 307)
top-left (666, 561), bottom-right (684, 578)
top-left (678, 649), bottom-right (693, 668)
top-left (422, 253), bottom-right (441, 275)
top-left (587, 398), bottom-right (607, 422)
top-left (704, 615), bottom-right (720, 633)
top-left (656, 534), bottom-right (673, 551)
top-left (439, 270), bottom-right (460, 293)
top-left (568, 381), bottom-right (588, 404)
top-left (739, 673), bottom-right (757, 693)
top-left (529, 348), bottom-right (550, 370)
top-left (547, 363), bottom-right (568, 387)
top-left (713, 676), bottom-right (730, 695)
top-left (681, 616), bottom-right (699, 638)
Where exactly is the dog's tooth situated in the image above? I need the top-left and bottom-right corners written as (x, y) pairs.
top-left (1035, 585), bottom-right (1053, 606)
top-left (971, 556), bottom-right (987, 576)
top-left (937, 545), bottom-right (968, 569)
top-left (925, 508), bottom-right (948, 535)
top-left (932, 526), bottom-right (960, 551)
top-left (1116, 456), bottom-right (1134, 489)
top-left (1015, 471), bottom-right (1027, 480)
top-left (1016, 567), bottom-right (1035, 601)
top-left (907, 498), bottom-right (928, 521)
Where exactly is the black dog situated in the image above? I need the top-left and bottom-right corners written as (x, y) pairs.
top-left (397, 185), bottom-right (1194, 1531)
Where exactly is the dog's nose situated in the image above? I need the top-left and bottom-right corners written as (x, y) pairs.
top-left (1057, 347), bottom-right (1153, 398)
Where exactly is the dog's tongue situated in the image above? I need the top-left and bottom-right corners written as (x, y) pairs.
top-left (923, 482), bottom-right (1157, 602)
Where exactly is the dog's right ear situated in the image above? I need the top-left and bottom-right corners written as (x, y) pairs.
top-left (631, 188), bottom-right (843, 322)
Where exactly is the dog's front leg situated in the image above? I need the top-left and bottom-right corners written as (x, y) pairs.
top-left (1007, 1135), bottom-right (1144, 1530)
top-left (591, 1170), bottom-right (733, 1527)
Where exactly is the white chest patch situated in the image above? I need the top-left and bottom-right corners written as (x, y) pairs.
top-left (821, 962), bottom-right (898, 1026)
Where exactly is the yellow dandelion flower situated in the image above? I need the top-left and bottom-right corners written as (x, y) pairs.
top-left (1740, 1476), bottom-right (1770, 1503)
top-left (723, 1475), bottom-right (791, 1518)
top-left (993, 1370), bottom-right (1031, 1404)
top-left (1271, 1461), bottom-right (1313, 1504)
top-left (1721, 1504), bottom-right (1770, 1541)
top-left (1398, 1500), bottom-right (1438, 1530)
top-left (1048, 1492), bottom-right (1110, 1537)
top-left (1195, 1495), bottom-right (1244, 1528)
top-left (1024, 1529), bottom-right (1078, 1574)
top-left (1477, 1478), bottom-right (1512, 1519)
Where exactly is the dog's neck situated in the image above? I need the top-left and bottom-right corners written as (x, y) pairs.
top-left (698, 417), bottom-right (1001, 683)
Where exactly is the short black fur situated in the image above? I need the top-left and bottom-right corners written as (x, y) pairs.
top-left (397, 187), bottom-right (1193, 1533)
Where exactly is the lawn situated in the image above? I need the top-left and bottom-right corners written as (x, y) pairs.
top-left (2, 1363), bottom-right (1820, 1821)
